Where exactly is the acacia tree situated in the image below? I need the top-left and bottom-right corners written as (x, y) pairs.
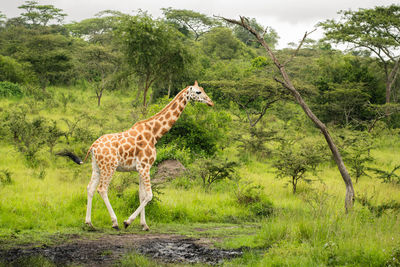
top-left (319, 5), bottom-right (400, 104)
top-left (162, 8), bottom-right (219, 41)
top-left (116, 12), bottom-right (192, 107)
top-left (18, 0), bottom-right (66, 26)
top-left (223, 16), bottom-right (355, 211)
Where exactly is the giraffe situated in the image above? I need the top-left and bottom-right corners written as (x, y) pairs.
top-left (65, 81), bottom-right (214, 230)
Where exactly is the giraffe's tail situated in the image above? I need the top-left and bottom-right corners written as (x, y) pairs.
top-left (55, 150), bottom-right (84, 165)
top-left (83, 146), bottom-right (93, 163)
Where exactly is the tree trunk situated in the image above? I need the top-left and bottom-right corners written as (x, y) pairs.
top-left (223, 16), bottom-right (355, 211)
top-left (292, 177), bottom-right (297, 194)
top-left (386, 57), bottom-right (400, 104)
top-left (386, 81), bottom-right (391, 104)
top-left (168, 74), bottom-right (172, 98)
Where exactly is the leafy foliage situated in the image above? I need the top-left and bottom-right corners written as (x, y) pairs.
top-left (162, 8), bottom-right (219, 41)
top-left (0, 81), bottom-right (23, 98)
top-left (273, 138), bottom-right (326, 194)
top-left (368, 165), bottom-right (400, 184)
top-left (189, 157), bottom-right (239, 190)
top-left (116, 11), bottom-right (193, 106)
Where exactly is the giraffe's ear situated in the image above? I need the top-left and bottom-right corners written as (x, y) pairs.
top-left (194, 80), bottom-right (198, 86)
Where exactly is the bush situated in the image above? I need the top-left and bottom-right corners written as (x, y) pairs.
top-left (0, 169), bottom-right (13, 185)
top-left (189, 157), bottom-right (239, 191)
top-left (157, 99), bottom-right (231, 157)
top-left (2, 109), bottom-right (63, 165)
top-left (273, 137), bottom-right (326, 194)
top-left (0, 81), bottom-right (23, 98)
top-left (154, 144), bottom-right (192, 166)
top-left (0, 55), bottom-right (34, 84)
top-left (234, 178), bottom-right (274, 218)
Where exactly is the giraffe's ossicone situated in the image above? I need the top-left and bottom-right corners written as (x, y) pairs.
top-left (62, 81), bottom-right (214, 230)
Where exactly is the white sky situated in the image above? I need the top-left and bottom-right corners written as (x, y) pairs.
top-left (1, 0), bottom-right (397, 48)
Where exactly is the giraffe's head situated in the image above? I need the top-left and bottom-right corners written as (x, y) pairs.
top-left (187, 81), bottom-right (214, 107)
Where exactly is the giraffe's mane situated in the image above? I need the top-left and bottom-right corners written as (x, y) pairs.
top-left (134, 86), bottom-right (189, 125)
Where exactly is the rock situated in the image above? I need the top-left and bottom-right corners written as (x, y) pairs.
top-left (153, 160), bottom-right (186, 183)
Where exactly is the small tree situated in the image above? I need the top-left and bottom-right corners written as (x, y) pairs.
top-left (341, 131), bottom-right (374, 183)
top-left (77, 44), bottom-right (120, 106)
top-left (273, 139), bottom-right (325, 194)
top-left (190, 158), bottom-right (239, 191)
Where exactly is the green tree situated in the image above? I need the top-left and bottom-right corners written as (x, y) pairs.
top-left (0, 55), bottom-right (34, 83)
top-left (0, 11), bottom-right (6, 28)
top-left (66, 10), bottom-right (124, 45)
top-left (201, 27), bottom-right (249, 60)
top-left (21, 33), bottom-right (73, 89)
top-left (273, 138), bottom-right (325, 194)
top-left (206, 75), bottom-right (287, 127)
top-left (320, 5), bottom-right (400, 104)
top-left (18, 0), bottom-right (67, 26)
top-left (162, 8), bottom-right (219, 41)
top-left (116, 12), bottom-right (192, 107)
top-left (234, 18), bottom-right (279, 48)
top-left (77, 44), bottom-right (120, 106)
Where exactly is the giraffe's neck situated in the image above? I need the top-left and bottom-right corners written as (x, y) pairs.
top-left (131, 88), bottom-right (189, 143)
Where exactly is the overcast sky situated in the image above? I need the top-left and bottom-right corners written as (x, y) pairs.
top-left (1, 0), bottom-right (397, 48)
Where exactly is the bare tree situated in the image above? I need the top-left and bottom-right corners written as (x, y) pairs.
top-left (222, 16), bottom-right (355, 211)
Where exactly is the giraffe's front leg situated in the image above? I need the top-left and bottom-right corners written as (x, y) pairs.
top-left (124, 166), bottom-right (153, 229)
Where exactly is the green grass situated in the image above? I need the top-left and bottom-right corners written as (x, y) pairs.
top-left (1, 86), bottom-right (400, 266)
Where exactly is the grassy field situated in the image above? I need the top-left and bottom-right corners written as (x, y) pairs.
top-left (1, 86), bottom-right (400, 266)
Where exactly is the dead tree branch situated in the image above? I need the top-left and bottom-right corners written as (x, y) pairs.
top-left (221, 15), bottom-right (355, 212)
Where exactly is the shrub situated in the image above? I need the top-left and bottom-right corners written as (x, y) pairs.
top-left (234, 178), bottom-right (274, 218)
top-left (0, 81), bottom-right (23, 98)
top-left (157, 99), bottom-right (231, 157)
top-left (341, 131), bottom-right (374, 183)
top-left (2, 110), bottom-right (63, 165)
top-left (154, 144), bottom-right (192, 166)
top-left (189, 157), bottom-right (239, 191)
top-left (0, 55), bottom-right (34, 84)
top-left (273, 137), bottom-right (326, 194)
top-left (0, 169), bottom-right (13, 185)
top-left (367, 165), bottom-right (400, 184)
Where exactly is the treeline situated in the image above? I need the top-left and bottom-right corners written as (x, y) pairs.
top-left (0, 1), bottom-right (399, 128)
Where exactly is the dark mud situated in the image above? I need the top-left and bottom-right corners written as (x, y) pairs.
top-left (0, 234), bottom-right (242, 266)
top-left (138, 238), bottom-right (241, 265)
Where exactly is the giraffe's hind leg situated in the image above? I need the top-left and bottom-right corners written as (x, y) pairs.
top-left (97, 166), bottom-right (119, 230)
top-left (85, 154), bottom-right (100, 227)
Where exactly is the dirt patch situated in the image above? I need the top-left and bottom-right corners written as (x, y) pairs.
top-left (153, 159), bottom-right (186, 183)
top-left (0, 233), bottom-right (241, 266)
top-left (138, 238), bottom-right (241, 265)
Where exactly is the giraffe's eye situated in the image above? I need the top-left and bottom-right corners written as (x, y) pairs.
top-left (196, 91), bottom-right (201, 95)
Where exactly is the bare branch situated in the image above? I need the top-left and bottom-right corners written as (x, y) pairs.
top-left (284, 29), bottom-right (316, 66)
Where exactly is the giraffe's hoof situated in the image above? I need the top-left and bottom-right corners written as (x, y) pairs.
top-left (123, 221), bottom-right (130, 229)
top-left (112, 225), bottom-right (120, 231)
top-left (83, 222), bottom-right (96, 231)
top-left (142, 225), bottom-right (150, 231)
